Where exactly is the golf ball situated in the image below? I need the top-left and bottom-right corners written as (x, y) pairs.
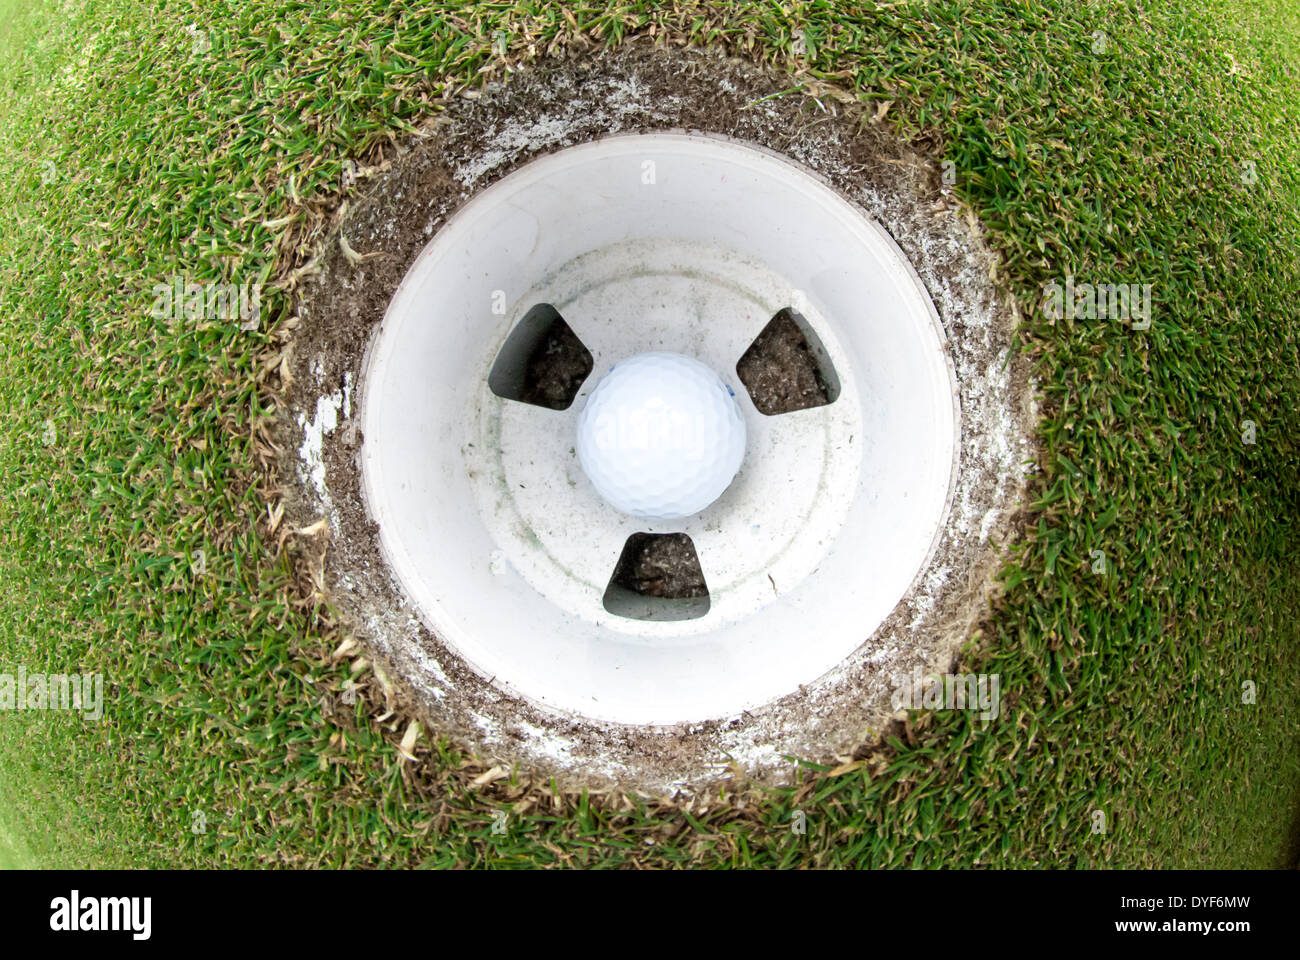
top-left (576, 352), bottom-right (746, 519)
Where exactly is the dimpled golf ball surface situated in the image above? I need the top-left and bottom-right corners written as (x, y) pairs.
top-left (577, 352), bottom-right (746, 519)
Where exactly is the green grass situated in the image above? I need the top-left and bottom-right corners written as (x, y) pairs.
top-left (0, 798), bottom-right (36, 869)
top-left (0, 0), bottom-right (1298, 868)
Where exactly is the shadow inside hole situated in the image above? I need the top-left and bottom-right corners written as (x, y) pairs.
top-left (736, 307), bottom-right (841, 415)
top-left (488, 303), bottom-right (594, 410)
top-left (603, 533), bottom-right (710, 622)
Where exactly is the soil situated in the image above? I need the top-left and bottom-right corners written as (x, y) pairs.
top-left (735, 308), bottom-right (833, 416)
top-left (277, 40), bottom-right (1036, 791)
top-left (518, 317), bottom-right (593, 411)
top-left (611, 533), bottom-right (708, 600)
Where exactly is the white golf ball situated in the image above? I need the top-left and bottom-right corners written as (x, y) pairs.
top-left (576, 352), bottom-right (746, 519)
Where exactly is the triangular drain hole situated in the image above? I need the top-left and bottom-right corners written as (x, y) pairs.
top-left (736, 307), bottom-right (841, 415)
top-left (488, 303), bottom-right (594, 410)
top-left (603, 533), bottom-right (710, 622)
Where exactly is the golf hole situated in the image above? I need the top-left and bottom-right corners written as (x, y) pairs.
top-left (284, 46), bottom-right (1033, 788)
top-left (359, 132), bottom-right (956, 725)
